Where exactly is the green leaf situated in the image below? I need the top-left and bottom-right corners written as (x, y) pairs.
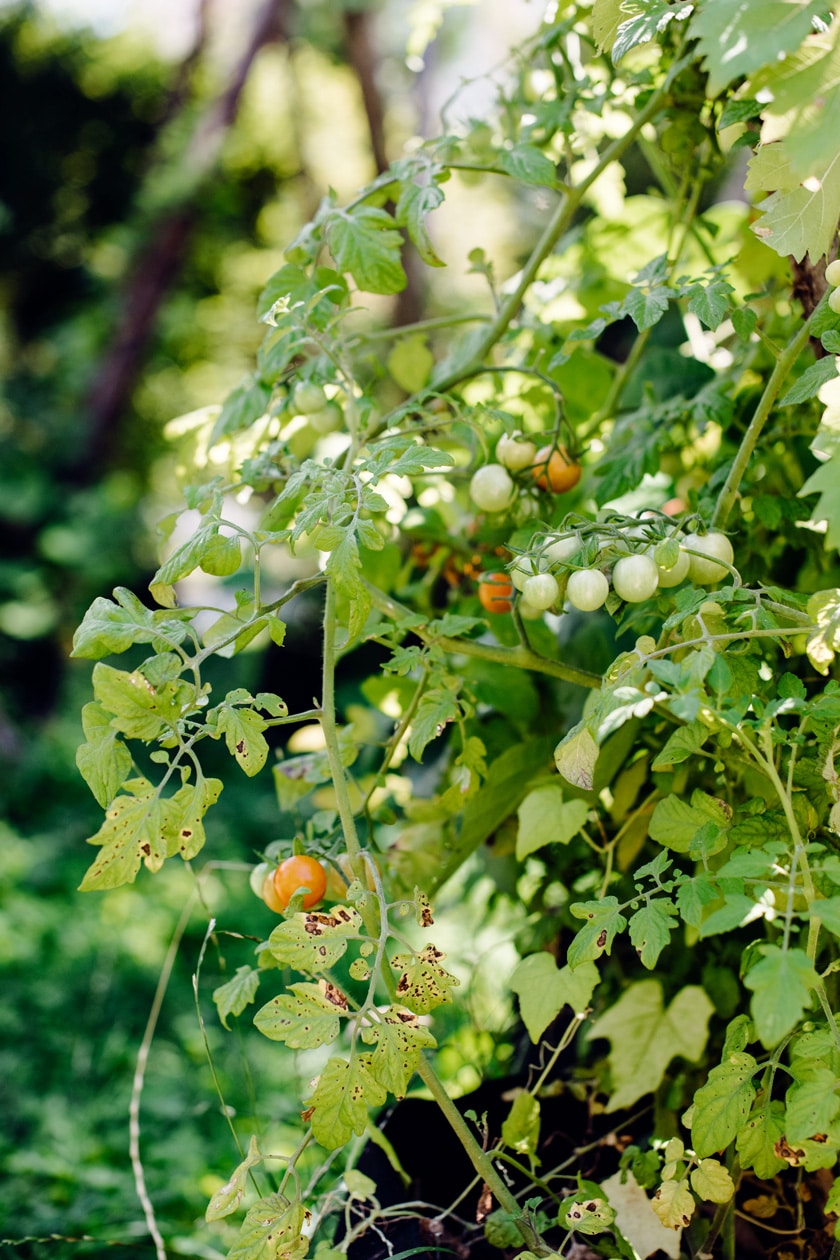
top-left (266, 906), bottom-right (361, 972)
top-left (408, 682), bottom-right (461, 760)
top-left (497, 143), bottom-right (556, 187)
top-left (612, 0), bottom-right (693, 63)
top-left (325, 206), bottom-right (406, 295)
top-left (806, 589), bottom-right (840, 673)
top-left (649, 790), bottom-right (730, 856)
top-left (697, 893), bottom-right (761, 939)
top-left (215, 704), bottom-right (269, 776)
top-left (622, 284), bottom-right (672, 331)
top-left (510, 954), bottom-right (600, 1042)
top-left (689, 0), bottom-right (826, 96)
top-left (76, 701), bottom-right (133, 808)
top-left (391, 942), bottom-right (460, 1014)
top-left (395, 174), bottom-right (446, 266)
top-left (801, 456), bottom-right (840, 553)
top-left (691, 1052), bottom-right (758, 1156)
top-left (587, 981), bottom-right (713, 1111)
top-left (628, 899), bottom-right (679, 969)
top-left (743, 945), bottom-right (818, 1047)
top-left (227, 1193), bottom-right (309, 1260)
top-left (79, 778), bottom-right (166, 891)
top-left (210, 378), bottom-right (271, 443)
top-left (749, 148), bottom-right (840, 262)
top-left (516, 785), bottom-right (590, 859)
top-left (205, 1135), bottom-right (263, 1221)
top-left (736, 1100), bottom-right (787, 1178)
top-left (387, 335), bottom-right (435, 393)
top-left (254, 980), bottom-right (346, 1048)
top-left (364, 1006), bottom-right (437, 1098)
top-left (779, 355), bottom-right (840, 406)
top-left (785, 1068), bottom-right (840, 1142)
top-left (591, 0), bottom-right (623, 52)
top-left (306, 1054), bottom-right (387, 1150)
top-left (567, 897), bottom-right (627, 967)
top-left (812, 896), bottom-right (840, 937)
top-left (501, 1092), bottom-right (541, 1158)
top-left (651, 720), bottom-right (708, 770)
top-left (686, 275), bottom-right (734, 330)
top-left (93, 661), bottom-right (193, 742)
top-left (72, 587), bottom-right (187, 659)
top-left (690, 1158), bottom-right (735, 1204)
top-left (213, 967), bottom-right (261, 1031)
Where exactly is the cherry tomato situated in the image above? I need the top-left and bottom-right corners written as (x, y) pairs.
top-left (509, 555), bottom-right (539, 590)
top-left (567, 568), bottom-right (609, 611)
top-left (469, 464), bottom-right (515, 513)
top-left (478, 571), bottom-right (515, 613)
top-left (308, 402), bottom-right (343, 434)
top-left (273, 855), bottom-right (327, 910)
top-left (531, 445), bottom-right (582, 493)
top-left (542, 532), bottom-right (582, 565)
top-left (293, 381), bottom-right (329, 414)
top-left (652, 539), bottom-right (690, 588)
top-left (522, 572), bottom-right (560, 610)
top-left (496, 431), bottom-right (537, 471)
top-left (612, 553), bottom-right (659, 603)
top-left (827, 259), bottom-right (840, 287)
top-left (829, 289), bottom-right (840, 314)
top-left (262, 872), bottom-right (286, 913)
top-left (682, 531), bottom-right (734, 584)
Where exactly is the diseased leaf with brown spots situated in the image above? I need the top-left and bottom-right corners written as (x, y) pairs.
top-left (162, 776), bottom-right (223, 860)
top-left (390, 943), bottom-right (460, 1014)
top-left (305, 1054), bottom-right (386, 1149)
top-left (267, 906), bottom-right (362, 972)
top-left (226, 1192), bottom-right (309, 1260)
top-left (79, 777), bottom-right (167, 891)
top-left (362, 1005), bottom-right (437, 1097)
top-left (254, 981), bottom-right (347, 1049)
top-left (215, 704), bottom-right (269, 776)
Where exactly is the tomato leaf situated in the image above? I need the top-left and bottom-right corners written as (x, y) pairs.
top-left (306, 1054), bottom-right (387, 1149)
top-left (516, 785), bottom-right (590, 859)
top-left (213, 967), bottom-right (261, 1032)
top-left (205, 1135), bottom-right (264, 1221)
top-left (391, 942), bottom-right (460, 1013)
top-left (324, 206), bottom-right (407, 295)
top-left (266, 906), bottom-right (361, 972)
top-left (363, 1006), bottom-right (438, 1098)
top-left (76, 701), bottom-right (133, 808)
top-left (254, 980), bottom-right (346, 1049)
top-left (743, 945), bottom-right (818, 1047)
top-left (690, 1051), bottom-right (758, 1156)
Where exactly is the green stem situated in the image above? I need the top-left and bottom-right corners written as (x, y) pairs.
top-left (712, 296), bottom-right (827, 530)
top-left (414, 1055), bottom-right (553, 1256)
top-left (431, 59), bottom-right (689, 396)
top-left (319, 581), bottom-right (362, 863)
top-left (366, 583), bottom-right (602, 690)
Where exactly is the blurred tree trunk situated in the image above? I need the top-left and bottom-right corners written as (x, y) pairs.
top-left (81, 0), bottom-right (288, 473)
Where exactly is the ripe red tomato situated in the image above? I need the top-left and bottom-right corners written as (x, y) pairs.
top-left (478, 571), bottom-right (514, 614)
top-left (531, 445), bottom-right (582, 493)
top-left (273, 855), bottom-right (327, 910)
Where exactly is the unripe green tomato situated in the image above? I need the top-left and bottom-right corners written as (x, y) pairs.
top-left (522, 572), bottom-right (560, 610)
top-left (308, 402), bottom-right (343, 434)
top-left (542, 533), bottom-right (582, 565)
top-left (496, 431), bottom-right (537, 471)
top-left (826, 259), bottom-right (840, 287)
top-left (510, 555), bottom-right (539, 591)
top-left (652, 542), bottom-right (690, 588)
top-left (612, 553), bottom-right (659, 602)
top-left (293, 381), bottom-right (329, 414)
top-left (683, 531), bottom-right (734, 584)
top-left (567, 568), bottom-right (609, 611)
top-left (469, 464), bottom-right (515, 513)
top-left (829, 288), bottom-right (840, 315)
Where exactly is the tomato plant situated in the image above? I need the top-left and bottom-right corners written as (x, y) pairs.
top-left (70, 4), bottom-right (840, 1259)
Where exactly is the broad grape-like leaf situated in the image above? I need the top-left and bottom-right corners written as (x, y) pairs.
top-left (205, 1135), bottom-right (263, 1221)
top-left (510, 954), bottom-right (600, 1042)
top-left (76, 701), bottom-right (133, 807)
top-left (587, 981), bottom-right (713, 1111)
top-left (324, 206), bottom-right (407, 295)
top-left (266, 906), bottom-right (361, 972)
top-left (213, 967), bottom-right (261, 1031)
top-left (305, 1054), bottom-right (387, 1149)
top-left (516, 784), bottom-right (590, 859)
top-left (253, 980), bottom-right (346, 1049)
top-left (391, 942), bottom-right (460, 1013)
top-left (691, 1051), bottom-right (758, 1156)
top-left (689, 0), bottom-right (826, 96)
top-left (363, 1006), bottom-right (437, 1098)
top-left (743, 945), bottom-right (817, 1047)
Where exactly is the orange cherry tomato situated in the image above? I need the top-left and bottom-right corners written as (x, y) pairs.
top-left (261, 871), bottom-right (286, 914)
top-left (478, 571), bottom-right (514, 614)
top-left (273, 855), bottom-right (327, 910)
top-left (531, 445), bottom-right (582, 494)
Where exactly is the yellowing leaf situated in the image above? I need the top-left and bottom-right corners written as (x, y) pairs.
top-left (586, 981), bottom-right (713, 1111)
top-left (253, 981), bottom-right (346, 1049)
top-left (391, 942), bottom-right (460, 1014)
top-left (651, 1177), bottom-right (695, 1230)
top-left (267, 906), bottom-right (361, 972)
top-left (510, 954), bottom-right (600, 1042)
top-left (516, 785), bottom-right (590, 859)
top-left (205, 1135), bottom-right (263, 1221)
top-left (600, 1170), bottom-right (683, 1260)
top-left (227, 1193), bottom-right (309, 1260)
top-left (690, 1158), bottom-right (735, 1204)
top-left (79, 778), bottom-right (166, 891)
top-left (363, 1006), bottom-right (437, 1099)
top-left (306, 1055), bottom-right (386, 1150)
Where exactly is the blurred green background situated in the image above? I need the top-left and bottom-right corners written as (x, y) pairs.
top-left (0, 2), bottom-right (538, 1253)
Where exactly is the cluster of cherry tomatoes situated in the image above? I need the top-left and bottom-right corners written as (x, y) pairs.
top-left (469, 431), bottom-right (582, 514)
